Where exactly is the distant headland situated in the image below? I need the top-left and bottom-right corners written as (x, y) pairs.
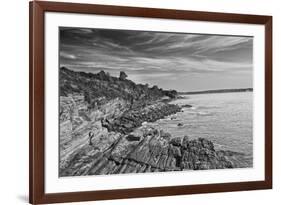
top-left (179, 88), bottom-right (253, 95)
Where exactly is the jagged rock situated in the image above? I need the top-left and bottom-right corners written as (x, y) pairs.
top-left (119, 71), bottom-right (128, 80)
top-left (96, 70), bottom-right (108, 81)
top-left (163, 89), bottom-right (178, 99)
top-left (181, 104), bottom-right (192, 108)
top-left (160, 130), bottom-right (172, 140)
top-left (169, 145), bottom-right (181, 157)
top-left (107, 102), bottom-right (181, 134)
top-left (182, 135), bottom-right (189, 149)
top-left (126, 134), bottom-right (140, 141)
top-left (170, 137), bottom-right (182, 147)
top-left (199, 137), bottom-right (215, 151)
top-left (60, 126), bottom-right (251, 177)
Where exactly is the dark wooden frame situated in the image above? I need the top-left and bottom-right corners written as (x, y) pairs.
top-left (29, 1), bottom-right (272, 204)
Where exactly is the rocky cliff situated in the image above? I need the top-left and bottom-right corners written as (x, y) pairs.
top-left (59, 67), bottom-right (181, 173)
top-left (59, 67), bottom-right (251, 176)
top-left (60, 67), bottom-right (178, 106)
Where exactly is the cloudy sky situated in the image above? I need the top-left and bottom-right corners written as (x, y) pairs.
top-left (59, 27), bottom-right (253, 92)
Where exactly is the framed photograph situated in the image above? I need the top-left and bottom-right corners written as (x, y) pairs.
top-left (29, 1), bottom-right (272, 204)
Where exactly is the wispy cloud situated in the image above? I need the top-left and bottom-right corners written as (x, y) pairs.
top-left (60, 51), bottom-right (77, 59)
top-left (59, 28), bottom-right (253, 91)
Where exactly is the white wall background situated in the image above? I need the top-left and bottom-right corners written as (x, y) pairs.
top-left (0, 0), bottom-right (279, 204)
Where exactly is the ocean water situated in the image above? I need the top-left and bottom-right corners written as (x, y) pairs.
top-left (147, 92), bottom-right (253, 156)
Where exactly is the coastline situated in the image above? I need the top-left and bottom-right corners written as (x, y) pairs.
top-left (59, 68), bottom-right (252, 176)
top-left (60, 98), bottom-right (252, 177)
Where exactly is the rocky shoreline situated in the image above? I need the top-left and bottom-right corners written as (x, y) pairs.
top-left (102, 102), bottom-right (181, 134)
top-left (59, 68), bottom-right (252, 176)
top-left (60, 124), bottom-right (251, 176)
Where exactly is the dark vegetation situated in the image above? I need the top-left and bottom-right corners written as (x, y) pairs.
top-left (60, 67), bottom-right (178, 109)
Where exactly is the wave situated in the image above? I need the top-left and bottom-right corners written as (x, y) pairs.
top-left (196, 111), bottom-right (213, 116)
top-left (197, 105), bottom-right (220, 109)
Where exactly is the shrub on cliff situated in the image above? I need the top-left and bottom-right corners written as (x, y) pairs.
top-left (59, 67), bottom-right (178, 106)
top-left (163, 89), bottom-right (178, 99)
top-left (119, 71), bottom-right (128, 81)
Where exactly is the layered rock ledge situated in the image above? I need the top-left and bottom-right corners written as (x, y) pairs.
top-left (60, 126), bottom-right (251, 176)
top-left (102, 102), bottom-right (181, 134)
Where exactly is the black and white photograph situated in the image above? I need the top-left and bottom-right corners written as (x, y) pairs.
top-left (59, 27), bottom-right (253, 177)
